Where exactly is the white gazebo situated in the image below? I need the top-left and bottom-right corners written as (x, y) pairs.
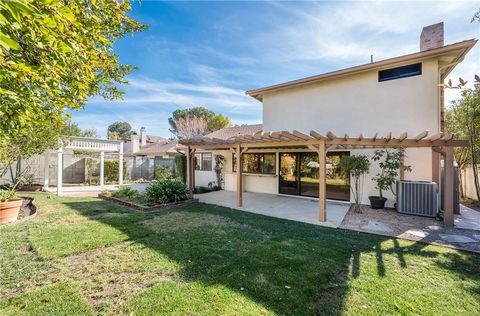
top-left (43, 137), bottom-right (124, 195)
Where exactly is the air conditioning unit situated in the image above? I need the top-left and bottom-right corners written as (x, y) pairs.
top-left (396, 180), bottom-right (439, 217)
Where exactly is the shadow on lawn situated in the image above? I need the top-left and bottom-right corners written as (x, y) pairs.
top-left (63, 199), bottom-right (480, 315)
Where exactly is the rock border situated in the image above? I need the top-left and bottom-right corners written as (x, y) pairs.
top-left (98, 194), bottom-right (198, 211)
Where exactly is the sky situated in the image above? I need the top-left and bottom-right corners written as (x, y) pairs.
top-left (75, 0), bottom-right (480, 138)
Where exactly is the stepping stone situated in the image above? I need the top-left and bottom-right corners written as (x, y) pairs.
top-left (439, 234), bottom-right (477, 243)
top-left (362, 220), bottom-right (393, 233)
top-left (454, 221), bottom-right (480, 231)
top-left (404, 229), bottom-right (427, 238)
top-left (427, 225), bottom-right (442, 231)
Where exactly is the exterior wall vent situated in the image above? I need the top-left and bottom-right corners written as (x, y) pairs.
top-left (396, 180), bottom-right (439, 217)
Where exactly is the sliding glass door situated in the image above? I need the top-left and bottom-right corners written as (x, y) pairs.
top-left (279, 152), bottom-right (350, 201)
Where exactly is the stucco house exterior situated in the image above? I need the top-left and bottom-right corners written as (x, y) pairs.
top-left (186, 23), bottom-right (476, 226)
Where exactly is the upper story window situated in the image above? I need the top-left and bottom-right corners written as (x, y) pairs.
top-left (195, 152), bottom-right (212, 171)
top-left (233, 153), bottom-right (276, 175)
top-left (378, 63), bottom-right (422, 82)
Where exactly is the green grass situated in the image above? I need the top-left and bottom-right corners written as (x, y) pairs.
top-left (1, 193), bottom-right (479, 315)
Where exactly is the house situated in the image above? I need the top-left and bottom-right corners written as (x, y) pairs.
top-left (184, 22), bottom-right (476, 226)
top-left (124, 127), bottom-right (179, 180)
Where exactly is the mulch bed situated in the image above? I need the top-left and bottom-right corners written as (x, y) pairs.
top-left (98, 194), bottom-right (198, 211)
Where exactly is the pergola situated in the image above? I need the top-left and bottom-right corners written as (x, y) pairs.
top-left (180, 130), bottom-right (468, 227)
top-left (44, 137), bottom-right (124, 195)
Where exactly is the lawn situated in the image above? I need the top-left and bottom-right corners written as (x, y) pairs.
top-left (1, 194), bottom-right (479, 315)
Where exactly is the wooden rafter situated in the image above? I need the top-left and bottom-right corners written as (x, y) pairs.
top-left (415, 130), bottom-right (429, 141)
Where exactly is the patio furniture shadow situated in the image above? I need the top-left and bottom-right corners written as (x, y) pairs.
top-left (62, 199), bottom-right (480, 315)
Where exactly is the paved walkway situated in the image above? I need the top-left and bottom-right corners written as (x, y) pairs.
top-left (340, 204), bottom-right (480, 253)
top-left (195, 190), bottom-right (349, 228)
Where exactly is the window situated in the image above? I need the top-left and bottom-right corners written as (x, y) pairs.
top-left (195, 152), bottom-right (212, 171)
top-left (233, 153), bottom-right (276, 175)
top-left (378, 63), bottom-right (422, 82)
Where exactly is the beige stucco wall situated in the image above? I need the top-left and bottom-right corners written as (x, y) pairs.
top-left (262, 58), bottom-right (440, 136)
top-left (461, 164), bottom-right (480, 201)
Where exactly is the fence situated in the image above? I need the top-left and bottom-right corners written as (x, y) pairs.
top-left (461, 164), bottom-right (480, 201)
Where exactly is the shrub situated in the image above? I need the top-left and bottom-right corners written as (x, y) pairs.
top-left (145, 179), bottom-right (189, 204)
top-left (175, 155), bottom-right (187, 183)
top-left (339, 155), bottom-right (370, 213)
top-left (104, 160), bottom-right (127, 182)
top-left (154, 165), bottom-right (173, 181)
top-left (0, 189), bottom-right (16, 201)
top-left (112, 187), bottom-right (142, 200)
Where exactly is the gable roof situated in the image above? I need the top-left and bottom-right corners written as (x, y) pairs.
top-left (204, 124), bottom-right (263, 140)
top-left (127, 140), bottom-right (178, 157)
top-left (246, 39), bottom-right (477, 101)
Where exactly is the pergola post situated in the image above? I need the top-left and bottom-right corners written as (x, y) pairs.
top-left (100, 151), bottom-right (105, 187)
top-left (186, 146), bottom-right (192, 192)
top-left (191, 153), bottom-right (196, 190)
top-left (57, 140), bottom-right (63, 196)
top-left (118, 143), bottom-right (124, 185)
top-left (432, 149), bottom-right (440, 184)
top-left (444, 147), bottom-right (454, 227)
top-left (318, 141), bottom-right (326, 222)
top-left (236, 144), bottom-right (242, 207)
top-left (43, 151), bottom-right (49, 190)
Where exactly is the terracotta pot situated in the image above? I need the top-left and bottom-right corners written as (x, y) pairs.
top-left (0, 199), bottom-right (22, 224)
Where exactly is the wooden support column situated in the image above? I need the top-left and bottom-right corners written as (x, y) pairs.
top-left (444, 147), bottom-right (454, 227)
top-left (100, 151), bottom-right (105, 187)
top-left (431, 149), bottom-right (440, 185)
top-left (236, 144), bottom-right (242, 207)
top-left (186, 146), bottom-right (192, 191)
top-left (57, 140), bottom-right (63, 196)
top-left (191, 153), bottom-right (196, 189)
top-left (319, 140), bottom-right (326, 222)
top-left (118, 143), bottom-right (124, 185)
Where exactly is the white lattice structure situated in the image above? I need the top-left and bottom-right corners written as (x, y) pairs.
top-left (45, 137), bottom-right (124, 195)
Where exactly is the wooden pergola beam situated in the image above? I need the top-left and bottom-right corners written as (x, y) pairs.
top-left (398, 132), bottom-right (408, 142)
top-left (310, 130), bottom-right (326, 140)
top-left (326, 131), bottom-right (336, 140)
top-left (415, 130), bottom-right (429, 141)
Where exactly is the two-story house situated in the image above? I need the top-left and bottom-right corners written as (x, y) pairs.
top-left (185, 23), bottom-right (476, 226)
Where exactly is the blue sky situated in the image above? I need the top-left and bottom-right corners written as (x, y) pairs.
top-left (76, 1), bottom-right (480, 138)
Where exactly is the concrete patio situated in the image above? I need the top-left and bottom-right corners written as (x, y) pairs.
top-left (340, 204), bottom-right (480, 253)
top-left (195, 190), bottom-right (349, 228)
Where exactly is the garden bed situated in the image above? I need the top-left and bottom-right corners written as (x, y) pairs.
top-left (98, 194), bottom-right (198, 211)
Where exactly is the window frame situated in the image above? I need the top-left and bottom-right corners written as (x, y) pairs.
top-left (195, 152), bottom-right (213, 171)
top-left (378, 63), bottom-right (422, 82)
top-left (232, 153), bottom-right (276, 175)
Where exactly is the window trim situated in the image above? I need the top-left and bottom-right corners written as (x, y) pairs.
top-left (378, 62), bottom-right (422, 82)
top-left (232, 153), bottom-right (276, 175)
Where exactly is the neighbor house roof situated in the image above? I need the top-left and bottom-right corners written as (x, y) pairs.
top-left (246, 39), bottom-right (477, 101)
top-left (204, 124), bottom-right (263, 140)
top-left (126, 140), bottom-right (178, 157)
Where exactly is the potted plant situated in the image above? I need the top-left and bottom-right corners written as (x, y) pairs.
top-left (339, 155), bottom-right (370, 213)
top-left (0, 188), bottom-right (22, 224)
top-left (370, 149), bottom-right (411, 209)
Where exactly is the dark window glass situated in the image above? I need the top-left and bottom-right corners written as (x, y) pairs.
top-left (195, 153), bottom-right (201, 170)
top-left (378, 63), bottom-right (422, 82)
top-left (233, 153), bottom-right (275, 174)
top-left (202, 153), bottom-right (212, 171)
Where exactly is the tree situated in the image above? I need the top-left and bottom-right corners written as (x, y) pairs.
top-left (371, 149), bottom-right (411, 198)
top-left (168, 107), bottom-right (230, 138)
top-left (339, 155), bottom-right (370, 213)
top-left (443, 76), bottom-right (480, 201)
top-left (62, 120), bottom-right (99, 138)
top-left (0, 0), bottom-right (145, 181)
top-left (107, 122), bottom-right (133, 140)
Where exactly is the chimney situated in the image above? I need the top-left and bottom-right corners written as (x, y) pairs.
top-left (131, 134), bottom-right (140, 153)
top-left (140, 127), bottom-right (147, 146)
top-left (420, 22), bottom-right (444, 51)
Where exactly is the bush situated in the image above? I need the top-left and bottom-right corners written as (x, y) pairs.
top-left (154, 165), bottom-right (173, 181)
top-left (112, 187), bottom-right (142, 200)
top-left (145, 179), bottom-right (189, 204)
top-left (175, 155), bottom-right (187, 183)
top-left (104, 160), bottom-right (127, 182)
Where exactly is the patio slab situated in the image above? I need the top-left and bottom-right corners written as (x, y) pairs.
top-left (339, 204), bottom-right (480, 253)
top-left (195, 190), bottom-right (349, 228)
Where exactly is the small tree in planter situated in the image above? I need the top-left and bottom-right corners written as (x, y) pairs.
top-left (339, 155), bottom-right (370, 213)
top-left (370, 149), bottom-right (412, 209)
